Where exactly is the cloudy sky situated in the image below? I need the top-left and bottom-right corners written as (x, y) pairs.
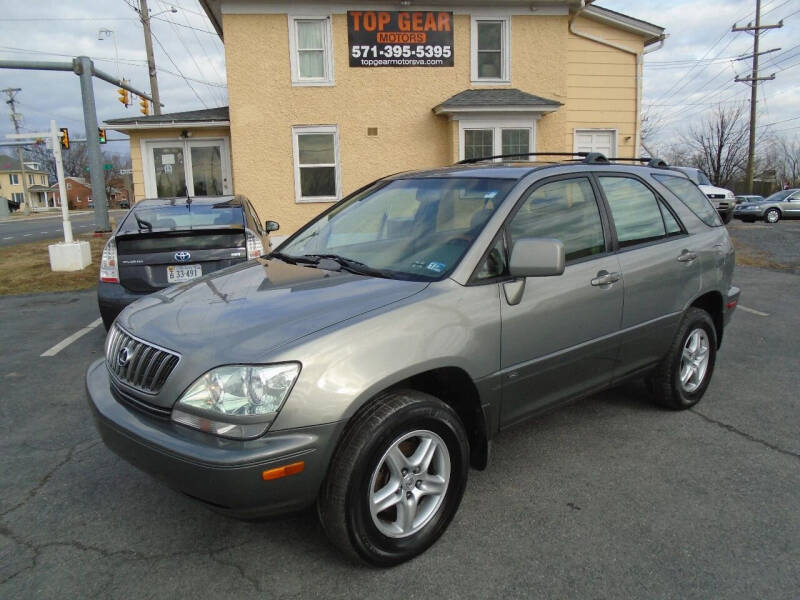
top-left (1, 0), bottom-right (798, 156)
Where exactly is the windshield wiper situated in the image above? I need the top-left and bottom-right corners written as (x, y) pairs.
top-left (269, 251), bottom-right (318, 265)
top-left (302, 254), bottom-right (396, 279)
top-left (134, 213), bottom-right (152, 231)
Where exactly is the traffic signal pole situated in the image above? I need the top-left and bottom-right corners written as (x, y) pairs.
top-left (0, 57), bottom-right (162, 231)
top-left (76, 56), bottom-right (110, 231)
top-left (50, 120), bottom-right (73, 244)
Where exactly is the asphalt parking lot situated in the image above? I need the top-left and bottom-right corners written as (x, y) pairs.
top-left (1, 228), bottom-right (799, 599)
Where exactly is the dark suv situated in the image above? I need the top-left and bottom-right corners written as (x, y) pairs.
top-left (98, 196), bottom-right (272, 329)
top-left (88, 154), bottom-right (739, 566)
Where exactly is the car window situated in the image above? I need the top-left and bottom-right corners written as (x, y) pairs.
top-left (652, 174), bottom-right (722, 227)
top-left (246, 202), bottom-right (263, 233)
top-left (598, 176), bottom-right (666, 247)
top-left (509, 177), bottom-right (605, 262)
top-left (764, 190), bottom-right (792, 202)
top-left (696, 171), bottom-right (712, 186)
top-left (660, 203), bottom-right (683, 236)
top-left (118, 200), bottom-right (244, 233)
top-left (280, 177), bottom-right (517, 281)
top-left (473, 235), bottom-right (508, 281)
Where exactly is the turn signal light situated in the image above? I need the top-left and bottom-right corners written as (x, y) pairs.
top-left (262, 461), bottom-right (305, 481)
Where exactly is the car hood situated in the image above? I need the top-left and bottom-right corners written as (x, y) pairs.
top-left (698, 184), bottom-right (733, 197)
top-left (117, 257), bottom-right (429, 363)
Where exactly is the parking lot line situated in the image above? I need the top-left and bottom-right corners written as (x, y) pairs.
top-left (738, 305), bottom-right (769, 317)
top-left (3, 236), bottom-right (12, 240)
top-left (41, 318), bottom-right (103, 357)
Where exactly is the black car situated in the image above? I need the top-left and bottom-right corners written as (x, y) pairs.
top-left (98, 195), bottom-right (275, 329)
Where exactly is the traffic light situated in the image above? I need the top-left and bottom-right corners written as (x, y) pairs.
top-left (117, 88), bottom-right (130, 107)
top-left (139, 98), bottom-right (149, 116)
top-left (59, 128), bottom-right (69, 150)
top-left (98, 128), bottom-right (107, 144)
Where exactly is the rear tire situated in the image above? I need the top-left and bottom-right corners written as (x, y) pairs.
top-left (765, 208), bottom-right (781, 223)
top-left (650, 308), bottom-right (717, 410)
top-left (317, 390), bottom-right (469, 566)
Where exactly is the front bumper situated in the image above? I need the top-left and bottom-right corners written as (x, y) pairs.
top-left (86, 358), bottom-right (340, 517)
top-left (733, 207), bottom-right (763, 219)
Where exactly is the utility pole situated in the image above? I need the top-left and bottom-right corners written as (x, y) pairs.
top-left (139, 0), bottom-right (162, 115)
top-left (2, 88), bottom-right (32, 215)
top-left (733, 0), bottom-right (783, 193)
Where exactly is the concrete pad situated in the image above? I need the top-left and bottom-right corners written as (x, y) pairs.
top-left (48, 240), bottom-right (92, 271)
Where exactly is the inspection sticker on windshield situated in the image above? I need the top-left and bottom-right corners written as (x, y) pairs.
top-left (426, 262), bottom-right (446, 273)
top-left (484, 191), bottom-right (498, 199)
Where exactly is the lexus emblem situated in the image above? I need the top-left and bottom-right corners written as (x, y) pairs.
top-left (175, 251), bottom-right (191, 262)
top-left (117, 346), bottom-right (131, 367)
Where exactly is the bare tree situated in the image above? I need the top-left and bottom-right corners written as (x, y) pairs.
top-left (687, 104), bottom-right (749, 188)
top-left (24, 137), bottom-right (89, 181)
top-left (776, 137), bottom-right (800, 187)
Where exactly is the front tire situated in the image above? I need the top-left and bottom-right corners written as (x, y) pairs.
top-left (318, 390), bottom-right (469, 566)
top-left (765, 208), bottom-right (781, 223)
top-left (650, 308), bottom-right (717, 410)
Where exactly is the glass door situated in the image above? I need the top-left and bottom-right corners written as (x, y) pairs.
top-left (145, 138), bottom-right (232, 199)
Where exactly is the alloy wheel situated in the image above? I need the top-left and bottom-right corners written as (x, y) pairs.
top-left (368, 430), bottom-right (451, 538)
top-left (679, 328), bottom-right (710, 393)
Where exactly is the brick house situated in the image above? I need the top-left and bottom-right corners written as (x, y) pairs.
top-left (47, 177), bottom-right (93, 210)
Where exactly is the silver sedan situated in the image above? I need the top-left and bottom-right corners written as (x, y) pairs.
top-left (734, 188), bottom-right (800, 223)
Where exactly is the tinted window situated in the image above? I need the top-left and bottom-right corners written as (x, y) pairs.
top-left (765, 190), bottom-right (793, 203)
top-left (599, 177), bottom-right (665, 247)
top-left (119, 200), bottom-right (244, 233)
top-left (509, 178), bottom-right (605, 262)
top-left (653, 174), bottom-right (722, 227)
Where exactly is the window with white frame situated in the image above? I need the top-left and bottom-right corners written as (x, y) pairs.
top-left (288, 16), bottom-right (334, 86)
top-left (292, 125), bottom-right (340, 203)
top-left (28, 174), bottom-right (34, 184)
top-left (471, 16), bottom-right (510, 83)
top-left (12, 192), bottom-right (23, 204)
top-left (9, 173), bottom-right (19, 185)
top-left (461, 120), bottom-right (534, 161)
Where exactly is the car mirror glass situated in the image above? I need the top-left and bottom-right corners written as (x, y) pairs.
top-left (265, 220), bottom-right (280, 232)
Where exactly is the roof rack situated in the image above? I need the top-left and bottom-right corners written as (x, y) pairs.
top-left (456, 152), bottom-right (669, 168)
top-left (456, 151), bottom-right (591, 165)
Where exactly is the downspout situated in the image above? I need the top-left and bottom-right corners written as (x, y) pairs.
top-left (569, 0), bottom-right (665, 156)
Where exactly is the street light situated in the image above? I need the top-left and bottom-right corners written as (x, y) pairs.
top-left (97, 28), bottom-right (121, 79)
top-left (150, 6), bottom-right (178, 18)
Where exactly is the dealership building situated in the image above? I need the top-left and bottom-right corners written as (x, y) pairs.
top-left (106, 0), bottom-right (665, 240)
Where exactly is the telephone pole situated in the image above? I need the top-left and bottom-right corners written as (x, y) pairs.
top-left (733, 0), bottom-right (783, 193)
top-left (138, 0), bottom-right (162, 115)
top-left (2, 88), bottom-right (32, 215)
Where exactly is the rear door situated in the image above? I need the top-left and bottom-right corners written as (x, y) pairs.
top-left (498, 175), bottom-right (624, 427)
top-left (594, 174), bottom-right (700, 379)
top-left (784, 192), bottom-right (800, 217)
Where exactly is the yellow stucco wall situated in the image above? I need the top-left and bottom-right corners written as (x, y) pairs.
top-left (127, 127), bottom-right (232, 202)
top-left (122, 10), bottom-right (650, 235)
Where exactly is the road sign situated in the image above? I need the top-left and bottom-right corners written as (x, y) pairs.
top-left (103, 163), bottom-right (113, 171)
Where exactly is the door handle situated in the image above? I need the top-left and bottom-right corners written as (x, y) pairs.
top-left (591, 271), bottom-right (621, 286)
top-left (677, 250), bottom-right (698, 263)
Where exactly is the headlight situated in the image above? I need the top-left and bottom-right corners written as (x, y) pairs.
top-left (172, 363), bottom-right (301, 439)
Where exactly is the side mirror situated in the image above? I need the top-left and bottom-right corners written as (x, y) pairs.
top-left (508, 238), bottom-right (565, 278)
top-left (265, 220), bottom-right (280, 233)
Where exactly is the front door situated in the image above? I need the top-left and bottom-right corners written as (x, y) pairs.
top-left (144, 138), bottom-right (232, 199)
top-left (499, 176), bottom-right (623, 428)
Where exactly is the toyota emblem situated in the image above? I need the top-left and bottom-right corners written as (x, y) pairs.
top-left (117, 346), bottom-right (131, 367)
top-left (175, 251), bottom-right (191, 262)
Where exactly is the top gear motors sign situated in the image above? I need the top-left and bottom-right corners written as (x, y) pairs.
top-left (348, 11), bottom-right (454, 67)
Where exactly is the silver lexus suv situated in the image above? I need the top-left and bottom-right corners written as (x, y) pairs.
top-left (87, 154), bottom-right (740, 566)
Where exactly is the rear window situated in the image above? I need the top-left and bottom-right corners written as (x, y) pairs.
top-left (120, 200), bottom-right (244, 233)
top-left (652, 174), bottom-right (722, 227)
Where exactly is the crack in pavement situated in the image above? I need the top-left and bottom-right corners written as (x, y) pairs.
top-left (210, 551), bottom-right (263, 593)
top-left (0, 525), bottom-right (263, 588)
top-left (690, 409), bottom-right (800, 460)
top-left (0, 439), bottom-right (100, 519)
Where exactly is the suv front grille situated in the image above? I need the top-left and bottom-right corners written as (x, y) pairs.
top-left (105, 325), bottom-right (180, 394)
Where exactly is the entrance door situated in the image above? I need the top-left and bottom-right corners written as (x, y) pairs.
top-left (144, 138), bottom-right (232, 199)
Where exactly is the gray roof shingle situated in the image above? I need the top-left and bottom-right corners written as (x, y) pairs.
top-left (436, 89), bottom-right (562, 110)
top-left (105, 106), bottom-right (229, 126)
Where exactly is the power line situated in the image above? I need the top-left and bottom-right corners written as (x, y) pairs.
top-left (150, 29), bottom-right (208, 107)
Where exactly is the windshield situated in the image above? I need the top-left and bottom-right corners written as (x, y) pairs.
top-left (696, 171), bottom-right (712, 186)
top-left (278, 177), bottom-right (517, 280)
top-left (119, 200), bottom-right (244, 233)
top-left (765, 190), bottom-right (793, 203)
